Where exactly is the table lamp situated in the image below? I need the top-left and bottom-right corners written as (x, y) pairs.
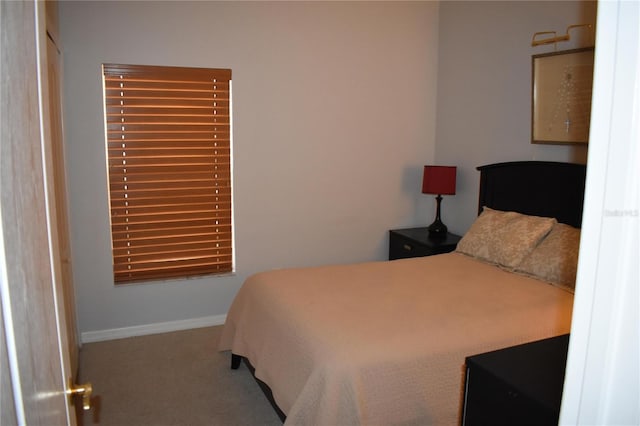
top-left (422, 165), bottom-right (457, 238)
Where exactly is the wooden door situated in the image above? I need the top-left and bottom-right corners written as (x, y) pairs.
top-left (46, 11), bottom-right (80, 380)
top-left (0, 1), bottom-right (79, 424)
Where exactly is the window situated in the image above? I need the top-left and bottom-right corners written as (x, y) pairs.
top-left (102, 64), bottom-right (232, 284)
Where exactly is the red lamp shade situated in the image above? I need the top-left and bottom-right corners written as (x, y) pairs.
top-left (422, 165), bottom-right (457, 195)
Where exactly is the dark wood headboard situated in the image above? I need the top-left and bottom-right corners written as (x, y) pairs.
top-left (477, 161), bottom-right (587, 228)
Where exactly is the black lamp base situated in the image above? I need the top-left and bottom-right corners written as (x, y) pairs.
top-left (428, 219), bottom-right (448, 238)
top-left (428, 194), bottom-right (448, 239)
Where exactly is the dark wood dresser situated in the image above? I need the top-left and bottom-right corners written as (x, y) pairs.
top-left (462, 334), bottom-right (570, 426)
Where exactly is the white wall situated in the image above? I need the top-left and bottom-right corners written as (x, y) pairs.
top-left (436, 1), bottom-right (597, 234)
top-left (59, 1), bottom-right (440, 337)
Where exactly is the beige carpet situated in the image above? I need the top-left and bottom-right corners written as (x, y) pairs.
top-left (77, 326), bottom-right (282, 426)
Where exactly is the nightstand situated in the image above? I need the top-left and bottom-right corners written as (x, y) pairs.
top-left (388, 228), bottom-right (461, 260)
top-left (462, 334), bottom-right (570, 426)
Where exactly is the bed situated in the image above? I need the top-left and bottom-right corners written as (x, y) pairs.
top-left (219, 161), bottom-right (587, 425)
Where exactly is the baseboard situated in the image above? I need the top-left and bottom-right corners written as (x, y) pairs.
top-left (80, 314), bottom-right (227, 343)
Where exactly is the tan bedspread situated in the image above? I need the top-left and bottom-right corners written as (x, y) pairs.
top-left (218, 252), bottom-right (574, 425)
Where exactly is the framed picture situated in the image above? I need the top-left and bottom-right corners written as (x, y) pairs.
top-left (531, 47), bottom-right (595, 144)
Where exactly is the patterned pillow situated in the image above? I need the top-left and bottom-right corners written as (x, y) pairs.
top-left (456, 207), bottom-right (557, 269)
top-left (515, 222), bottom-right (581, 291)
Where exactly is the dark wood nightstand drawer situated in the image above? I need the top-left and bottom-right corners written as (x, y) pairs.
top-left (388, 228), bottom-right (461, 260)
top-left (389, 235), bottom-right (435, 258)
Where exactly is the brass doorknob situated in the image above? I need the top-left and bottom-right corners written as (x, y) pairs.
top-left (67, 379), bottom-right (93, 410)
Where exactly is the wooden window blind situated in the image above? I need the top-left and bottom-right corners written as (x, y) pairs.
top-left (102, 64), bottom-right (232, 284)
